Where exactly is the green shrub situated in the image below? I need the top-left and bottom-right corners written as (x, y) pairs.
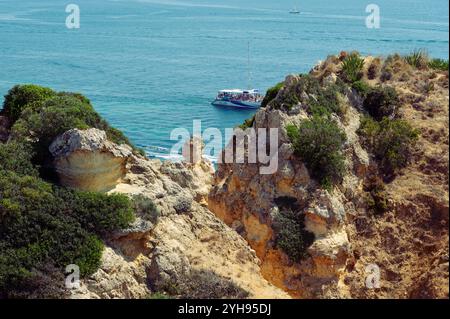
top-left (428, 58), bottom-right (449, 71)
top-left (266, 75), bottom-right (347, 116)
top-left (4, 263), bottom-right (69, 299)
top-left (311, 82), bottom-right (346, 117)
top-left (261, 82), bottom-right (284, 108)
top-left (0, 142), bottom-right (38, 176)
top-left (238, 115), bottom-right (255, 130)
top-left (287, 117), bottom-right (347, 188)
top-left (12, 95), bottom-right (96, 145)
top-left (56, 189), bottom-right (135, 236)
top-left (404, 49), bottom-right (429, 69)
top-left (0, 172), bottom-right (104, 294)
top-left (341, 52), bottom-right (365, 83)
top-left (358, 116), bottom-right (419, 175)
top-left (0, 170), bottom-right (135, 297)
top-left (294, 75), bottom-right (347, 116)
top-left (364, 175), bottom-right (389, 215)
top-left (147, 292), bottom-right (171, 299)
top-left (132, 194), bottom-right (160, 223)
top-left (2, 85), bottom-right (56, 123)
top-left (0, 84), bottom-right (139, 298)
top-left (363, 85), bottom-right (399, 121)
top-left (176, 269), bottom-right (249, 299)
top-left (11, 93), bottom-right (140, 166)
top-left (352, 80), bottom-right (371, 98)
top-left (272, 201), bottom-right (314, 262)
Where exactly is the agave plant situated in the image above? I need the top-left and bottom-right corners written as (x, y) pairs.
top-left (341, 53), bottom-right (365, 83)
top-left (404, 49), bottom-right (429, 69)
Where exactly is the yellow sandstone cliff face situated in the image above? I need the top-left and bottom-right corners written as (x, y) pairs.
top-left (209, 54), bottom-right (449, 299)
top-left (49, 128), bottom-right (132, 192)
top-left (68, 148), bottom-right (289, 299)
top-left (57, 53), bottom-right (448, 299)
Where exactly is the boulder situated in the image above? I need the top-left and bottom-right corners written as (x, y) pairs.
top-left (49, 128), bottom-right (132, 192)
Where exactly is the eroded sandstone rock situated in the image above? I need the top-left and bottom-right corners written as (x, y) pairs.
top-left (70, 152), bottom-right (288, 299)
top-left (208, 72), bottom-right (370, 298)
top-left (49, 128), bottom-right (132, 192)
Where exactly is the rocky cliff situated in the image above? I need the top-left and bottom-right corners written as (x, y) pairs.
top-left (209, 52), bottom-right (449, 298)
top-left (3, 52), bottom-right (446, 300)
top-left (68, 137), bottom-right (288, 299)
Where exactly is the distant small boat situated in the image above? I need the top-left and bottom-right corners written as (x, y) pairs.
top-left (289, 6), bottom-right (300, 14)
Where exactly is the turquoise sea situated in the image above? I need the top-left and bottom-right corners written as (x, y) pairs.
top-left (1, 0), bottom-right (448, 160)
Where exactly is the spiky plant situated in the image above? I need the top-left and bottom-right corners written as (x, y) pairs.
top-left (404, 49), bottom-right (429, 69)
top-left (341, 53), bottom-right (365, 83)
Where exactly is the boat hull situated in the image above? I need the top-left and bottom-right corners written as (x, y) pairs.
top-left (211, 99), bottom-right (261, 109)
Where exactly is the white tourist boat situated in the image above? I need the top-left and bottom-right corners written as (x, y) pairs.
top-left (211, 89), bottom-right (263, 109)
top-left (212, 42), bottom-right (263, 109)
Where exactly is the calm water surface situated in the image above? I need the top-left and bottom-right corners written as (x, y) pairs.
top-left (1, 0), bottom-right (448, 159)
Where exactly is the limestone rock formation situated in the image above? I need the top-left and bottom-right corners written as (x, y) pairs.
top-left (64, 53), bottom-right (449, 299)
top-left (49, 128), bottom-right (132, 192)
top-left (70, 153), bottom-right (289, 299)
top-left (209, 54), bottom-right (449, 298)
top-left (209, 93), bottom-right (362, 297)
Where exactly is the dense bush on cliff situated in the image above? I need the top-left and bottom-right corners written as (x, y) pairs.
top-left (341, 52), bottom-right (365, 83)
top-left (269, 74), bottom-right (347, 115)
top-left (261, 82), bottom-right (284, 108)
top-left (10, 94), bottom-right (137, 164)
top-left (299, 75), bottom-right (346, 116)
top-left (272, 206), bottom-right (314, 261)
top-left (358, 116), bottom-right (419, 175)
top-left (2, 84), bottom-right (56, 123)
top-left (287, 116), bottom-right (347, 188)
top-left (3, 85), bottom-right (140, 160)
top-left (351, 80), bottom-right (371, 98)
top-left (0, 84), bottom-right (141, 298)
top-left (363, 85), bottom-right (400, 120)
top-left (363, 175), bottom-right (389, 215)
top-left (0, 142), bottom-right (38, 177)
top-left (0, 170), bottom-right (135, 297)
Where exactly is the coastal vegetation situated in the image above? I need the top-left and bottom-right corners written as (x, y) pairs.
top-left (402, 49), bottom-right (448, 71)
top-left (0, 84), bottom-right (141, 298)
top-left (341, 52), bottom-right (365, 83)
top-left (298, 75), bottom-right (346, 116)
top-left (271, 196), bottom-right (314, 262)
top-left (238, 115), bottom-right (255, 130)
top-left (362, 85), bottom-right (399, 120)
top-left (261, 82), bottom-right (284, 108)
top-left (428, 58), bottom-right (449, 71)
top-left (363, 175), bottom-right (389, 215)
top-left (358, 116), bottom-right (419, 176)
top-left (287, 116), bottom-right (347, 189)
top-left (404, 49), bottom-right (430, 69)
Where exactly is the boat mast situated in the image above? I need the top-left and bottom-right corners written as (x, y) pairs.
top-left (247, 41), bottom-right (251, 90)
